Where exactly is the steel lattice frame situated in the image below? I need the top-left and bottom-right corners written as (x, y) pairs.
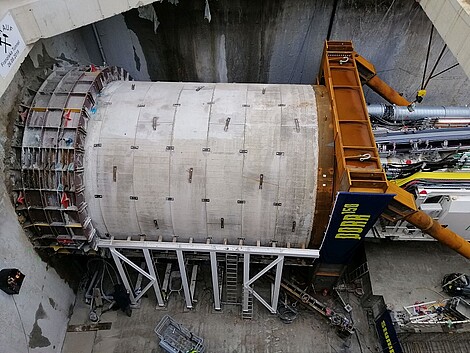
top-left (98, 238), bottom-right (319, 312)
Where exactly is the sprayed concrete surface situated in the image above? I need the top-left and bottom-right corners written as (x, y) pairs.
top-left (63, 267), bottom-right (378, 353)
top-left (0, 30), bottom-right (94, 353)
top-left (0, 67), bottom-right (75, 353)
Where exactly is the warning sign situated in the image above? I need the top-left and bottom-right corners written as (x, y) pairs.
top-left (0, 13), bottom-right (26, 78)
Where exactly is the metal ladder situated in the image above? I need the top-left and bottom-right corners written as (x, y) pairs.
top-left (225, 254), bottom-right (239, 304)
top-left (347, 262), bottom-right (369, 283)
top-left (241, 287), bottom-right (253, 320)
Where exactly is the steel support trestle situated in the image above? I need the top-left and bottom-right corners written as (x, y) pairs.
top-left (100, 238), bottom-right (319, 311)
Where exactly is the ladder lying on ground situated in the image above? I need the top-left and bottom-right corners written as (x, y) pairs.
top-left (270, 275), bottom-right (354, 335)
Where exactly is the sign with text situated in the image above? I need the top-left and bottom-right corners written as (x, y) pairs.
top-left (319, 192), bottom-right (395, 264)
top-left (0, 12), bottom-right (26, 77)
top-left (375, 310), bottom-right (403, 353)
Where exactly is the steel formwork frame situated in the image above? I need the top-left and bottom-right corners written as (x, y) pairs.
top-left (98, 238), bottom-right (319, 313)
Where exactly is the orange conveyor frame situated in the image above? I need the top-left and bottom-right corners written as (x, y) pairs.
top-left (318, 41), bottom-right (470, 259)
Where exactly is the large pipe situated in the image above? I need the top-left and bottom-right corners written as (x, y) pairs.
top-left (92, 23), bottom-right (107, 65)
top-left (368, 104), bottom-right (470, 120)
top-left (405, 210), bottom-right (470, 259)
top-left (355, 54), bottom-right (412, 106)
top-left (366, 76), bottom-right (412, 106)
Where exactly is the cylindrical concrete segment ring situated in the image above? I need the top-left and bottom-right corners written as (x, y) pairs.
top-left (84, 81), bottom-right (319, 247)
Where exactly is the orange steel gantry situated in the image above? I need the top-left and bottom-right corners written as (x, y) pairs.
top-left (318, 41), bottom-right (470, 259)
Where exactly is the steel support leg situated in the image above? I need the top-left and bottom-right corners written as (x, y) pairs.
top-left (271, 255), bottom-right (284, 312)
top-left (244, 255), bottom-right (285, 314)
top-left (243, 253), bottom-right (250, 312)
top-left (143, 249), bottom-right (165, 307)
top-left (246, 256), bottom-right (284, 286)
top-left (190, 265), bottom-right (198, 300)
top-left (110, 248), bottom-right (136, 304)
top-left (111, 247), bottom-right (156, 302)
top-left (210, 252), bottom-right (221, 310)
top-left (176, 250), bottom-right (192, 309)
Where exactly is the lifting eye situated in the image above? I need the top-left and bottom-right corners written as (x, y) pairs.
top-left (188, 168), bottom-right (193, 183)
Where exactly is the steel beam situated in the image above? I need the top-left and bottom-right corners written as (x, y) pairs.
top-left (162, 263), bottom-right (172, 296)
top-left (110, 248), bottom-right (136, 304)
top-left (111, 248), bottom-right (164, 304)
top-left (134, 262), bottom-right (145, 294)
top-left (319, 41), bottom-right (388, 193)
top-left (210, 252), bottom-right (221, 310)
top-left (190, 265), bottom-right (198, 301)
top-left (246, 256), bottom-right (284, 286)
top-left (250, 289), bottom-right (273, 313)
top-left (176, 250), bottom-right (192, 309)
top-left (143, 249), bottom-right (165, 307)
top-left (98, 239), bottom-right (319, 258)
top-left (271, 256), bottom-right (284, 311)
top-left (243, 253), bottom-right (250, 312)
top-left (112, 249), bottom-right (148, 277)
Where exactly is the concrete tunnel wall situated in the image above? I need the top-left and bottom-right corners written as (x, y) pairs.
top-left (1, 1), bottom-right (470, 351)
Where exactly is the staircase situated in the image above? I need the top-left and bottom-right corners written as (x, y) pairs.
top-left (347, 262), bottom-right (369, 283)
top-left (225, 253), bottom-right (254, 319)
top-left (241, 288), bottom-right (253, 320)
top-left (225, 254), bottom-right (239, 304)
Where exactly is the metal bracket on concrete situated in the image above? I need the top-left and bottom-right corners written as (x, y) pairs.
top-left (98, 238), bottom-right (319, 312)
